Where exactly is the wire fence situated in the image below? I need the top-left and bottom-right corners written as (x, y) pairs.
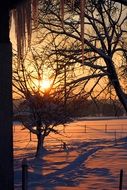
top-left (13, 119), bottom-right (127, 149)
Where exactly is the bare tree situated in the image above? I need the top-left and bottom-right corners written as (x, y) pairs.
top-left (13, 46), bottom-right (75, 157)
top-left (37, 0), bottom-right (127, 111)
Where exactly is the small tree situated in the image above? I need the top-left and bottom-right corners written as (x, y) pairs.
top-left (13, 44), bottom-right (74, 157)
top-left (19, 92), bottom-right (70, 157)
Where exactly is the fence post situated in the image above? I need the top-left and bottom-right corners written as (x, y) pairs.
top-left (119, 169), bottom-right (123, 190)
top-left (22, 158), bottom-right (28, 190)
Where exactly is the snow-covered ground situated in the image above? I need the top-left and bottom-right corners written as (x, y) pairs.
top-left (14, 118), bottom-right (127, 189)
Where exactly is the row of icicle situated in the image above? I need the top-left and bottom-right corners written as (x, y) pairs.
top-left (12, 0), bottom-right (86, 63)
top-left (12, 0), bottom-right (38, 59)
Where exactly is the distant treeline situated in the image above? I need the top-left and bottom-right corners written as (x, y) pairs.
top-left (66, 98), bottom-right (125, 117)
top-left (13, 98), bottom-right (126, 119)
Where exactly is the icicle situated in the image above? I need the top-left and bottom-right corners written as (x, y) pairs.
top-left (80, 0), bottom-right (85, 65)
top-left (32, 0), bottom-right (38, 27)
top-left (60, 0), bottom-right (65, 27)
top-left (26, 0), bottom-right (32, 48)
top-left (13, 3), bottom-right (26, 59)
top-left (71, 0), bottom-right (75, 12)
top-left (60, 0), bottom-right (76, 26)
top-left (12, 0), bottom-right (38, 60)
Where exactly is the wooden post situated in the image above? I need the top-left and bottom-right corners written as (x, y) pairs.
top-left (22, 158), bottom-right (28, 190)
top-left (0, 6), bottom-right (14, 190)
top-left (0, 43), bottom-right (14, 190)
top-left (119, 169), bottom-right (123, 190)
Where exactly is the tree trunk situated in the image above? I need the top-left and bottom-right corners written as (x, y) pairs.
top-left (106, 60), bottom-right (127, 112)
top-left (36, 132), bottom-right (42, 157)
top-left (35, 132), bottom-right (45, 157)
top-left (0, 7), bottom-right (14, 190)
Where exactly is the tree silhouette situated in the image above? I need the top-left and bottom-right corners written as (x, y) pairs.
top-left (39, 0), bottom-right (127, 112)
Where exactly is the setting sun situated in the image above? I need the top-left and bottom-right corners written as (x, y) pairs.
top-left (40, 79), bottom-right (51, 91)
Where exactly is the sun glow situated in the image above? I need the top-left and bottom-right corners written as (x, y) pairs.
top-left (40, 79), bottom-right (51, 91)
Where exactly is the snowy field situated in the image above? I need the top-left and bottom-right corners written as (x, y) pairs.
top-left (14, 118), bottom-right (127, 190)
